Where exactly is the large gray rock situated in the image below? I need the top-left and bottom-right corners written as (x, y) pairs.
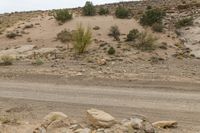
top-left (86, 108), bottom-right (116, 128)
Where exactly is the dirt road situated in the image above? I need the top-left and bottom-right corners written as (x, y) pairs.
top-left (0, 78), bottom-right (200, 132)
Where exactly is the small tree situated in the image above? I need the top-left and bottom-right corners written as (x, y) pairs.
top-left (98, 7), bottom-right (109, 15)
top-left (73, 25), bottom-right (92, 53)
top-left (115, 7), bottom-right (129, 19)
top-left (83, 1), bottom-right (96, 16)
top-left (53, 9), bottom-right (72, 23)
top-left (126, 29), bottom-right (140, 41)
top-left (109, 25), bottom-right (120, 41)
top-left (140, 8), bottom-right (165, 26)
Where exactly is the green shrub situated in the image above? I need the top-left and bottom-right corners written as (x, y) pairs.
top-left (57, 29), bottom-right (72, 43)
top-left (140, 8), bottom-right (165, 26)
top-left (32, 58), bottom-right (44, 66)
top-left (73, 25), bottom-right (92, 53)
top-left (175, 17), bottom-right (193, 29)
top-left (83, 1), bottom-right (96, 16)
top-left (108, 47), bottom-right (116, 55)
top-left (152, 23), bottom-right (164, 32)
top-left (109, 25), bottom-right (120, 41)
top-left (115, 7), bottom-right (130, 19)
top-left (137, 32), bottom-right (157, 51)
top-left (0, 55), bottom-right (14, 65)
top-left (53, 9), bottom-right (72, 23)
top-left (126, 29), bottom-right (140, 41)
top-left (98, 7), bottom-right (109, 15)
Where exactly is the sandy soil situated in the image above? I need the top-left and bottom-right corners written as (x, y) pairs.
top-left (0, 76), bottom-right (200, 133)
top-left (0, 9), bottom-right (199, 133)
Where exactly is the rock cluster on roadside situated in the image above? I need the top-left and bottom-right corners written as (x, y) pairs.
top-left (31, 109), bottom-right (178, 133)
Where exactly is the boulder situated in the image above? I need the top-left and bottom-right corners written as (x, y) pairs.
top-left (86, 108), bottom-right (116, 128)
top-left (152, 121), bottom-right (178, 128)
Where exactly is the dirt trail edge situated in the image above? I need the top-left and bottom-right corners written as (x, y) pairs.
top-left (0, 78), bottom-right (200, 132)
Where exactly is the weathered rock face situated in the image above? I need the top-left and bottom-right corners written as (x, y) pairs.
top-left (86, 108), bottom-right (116, 128)
top-left (152, 120), bottom-right (178, 128)
top-left (179, 17), bottom-right (200, 58)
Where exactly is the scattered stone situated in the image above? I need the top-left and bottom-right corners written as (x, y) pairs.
top-left (86, 108), bottom-right (116, 128)
top-left (97, 58), bottom-right (107, 66)
top-left (93, 26), bottom-right (100, 30)
top-left (152, 120), bottom-right (178, 128)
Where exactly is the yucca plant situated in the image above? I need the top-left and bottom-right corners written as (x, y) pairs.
top-left (73, 25), bottom-right (92, 53)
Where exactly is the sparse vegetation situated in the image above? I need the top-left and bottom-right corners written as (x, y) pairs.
top-left (115, 7), bottom-right (130, 19)
top-left (32, 58), bottom-right (44, 66)
top-left (72, 25), bottom-right (92, 53)
top-left (6, 32), bottom-right (18, 39)
top-left (137, 32), bottom-right (157, 51)
top-left (0, 55), bottom-right (14, 65)
top-left (57, 29), bottom-right (72, 43)
top-left (152, 23), bottom-right (164, 32)
top-left (109, 25), bottom-right (120, 41)
top-left (140, 8), bottom-right (166, 26)
top-left (53, 9), bottom-right (72, 23)
top-left (126, 29), bottom-right (140, 41)
top-left (98, 7), bottom-right (109, 15)
top-left (175, 17), bottom-right (193, 29)
top-left (83, 1), bottom-right (96, 16)
top-left (108, 47), bottom-right (116, 55)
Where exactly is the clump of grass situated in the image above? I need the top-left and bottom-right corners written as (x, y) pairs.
top-left (175, 17), bottom-right (193, 29)
top-left (53, 9), bottom-right (72, 23)
top-left (115, 6), bottom-right (130, 19)
top-left (107, 47), bottom-right (116, 55)
top-left (136, 32), bottom-right (157, 51)
top-left (109, 25), bottom-right (120, 41)
top-left (57, 29), bottom-right (72, 43)
top-left (83, 1), bottom-right (96, 16)
top-left (126, 29), bottom-right (140, 41)
top-left (0, 55), bottom-right (14, 65)
top-left (72, 25), bottom-right (92, 53)
top-left (98, 7), bottom-right (109, 15)
top-left (32, 58), bottom-right (44, 66)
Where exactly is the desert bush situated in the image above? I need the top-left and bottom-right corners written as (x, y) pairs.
top-left (109, 25), bottom-right (120, 41)
top-left (126, 29), bottom-right (140, 41)
top-left (57, 29), bottom-right (72, 43)
top-left (137, 32), bottom-right (157, 51)
top-left (98, 7), bottom-right (109, 15)
top-left (107, 47), bottom-right (116, 55)
top-left (0, 55), bottom-right (14, 65)
top-left (152, 23), bottom-right (164, 32)
top-left (6, 32), bottom-right (18, 39)
top-left (115, 7), bottom-right (130, 19)
top-left (53, 9), bottom-right (72, 23)
top-left (175, 17), bottom-right (193, 29)
top-left (72, 25), bottom-right (92, 53)
top-left (140, 8), bottom-right (166, 26)
top-left (83, 1), bottom-right (96, 16)
top-left (32, 58), bottom-right (44, 66)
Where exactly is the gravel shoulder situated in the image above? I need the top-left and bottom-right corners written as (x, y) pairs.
top-left (0, 75), bottom-right (199, 132)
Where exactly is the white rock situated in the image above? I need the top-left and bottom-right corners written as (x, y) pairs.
top-left (86, 108), bottom-right (116, 128)
top-left (43, 112), bottom-right (68, 123)
top-left (152, 120), bottom-right (178, 128)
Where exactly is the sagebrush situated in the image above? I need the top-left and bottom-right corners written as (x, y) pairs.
top-left (54, 9), bottom-right (72, 23)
